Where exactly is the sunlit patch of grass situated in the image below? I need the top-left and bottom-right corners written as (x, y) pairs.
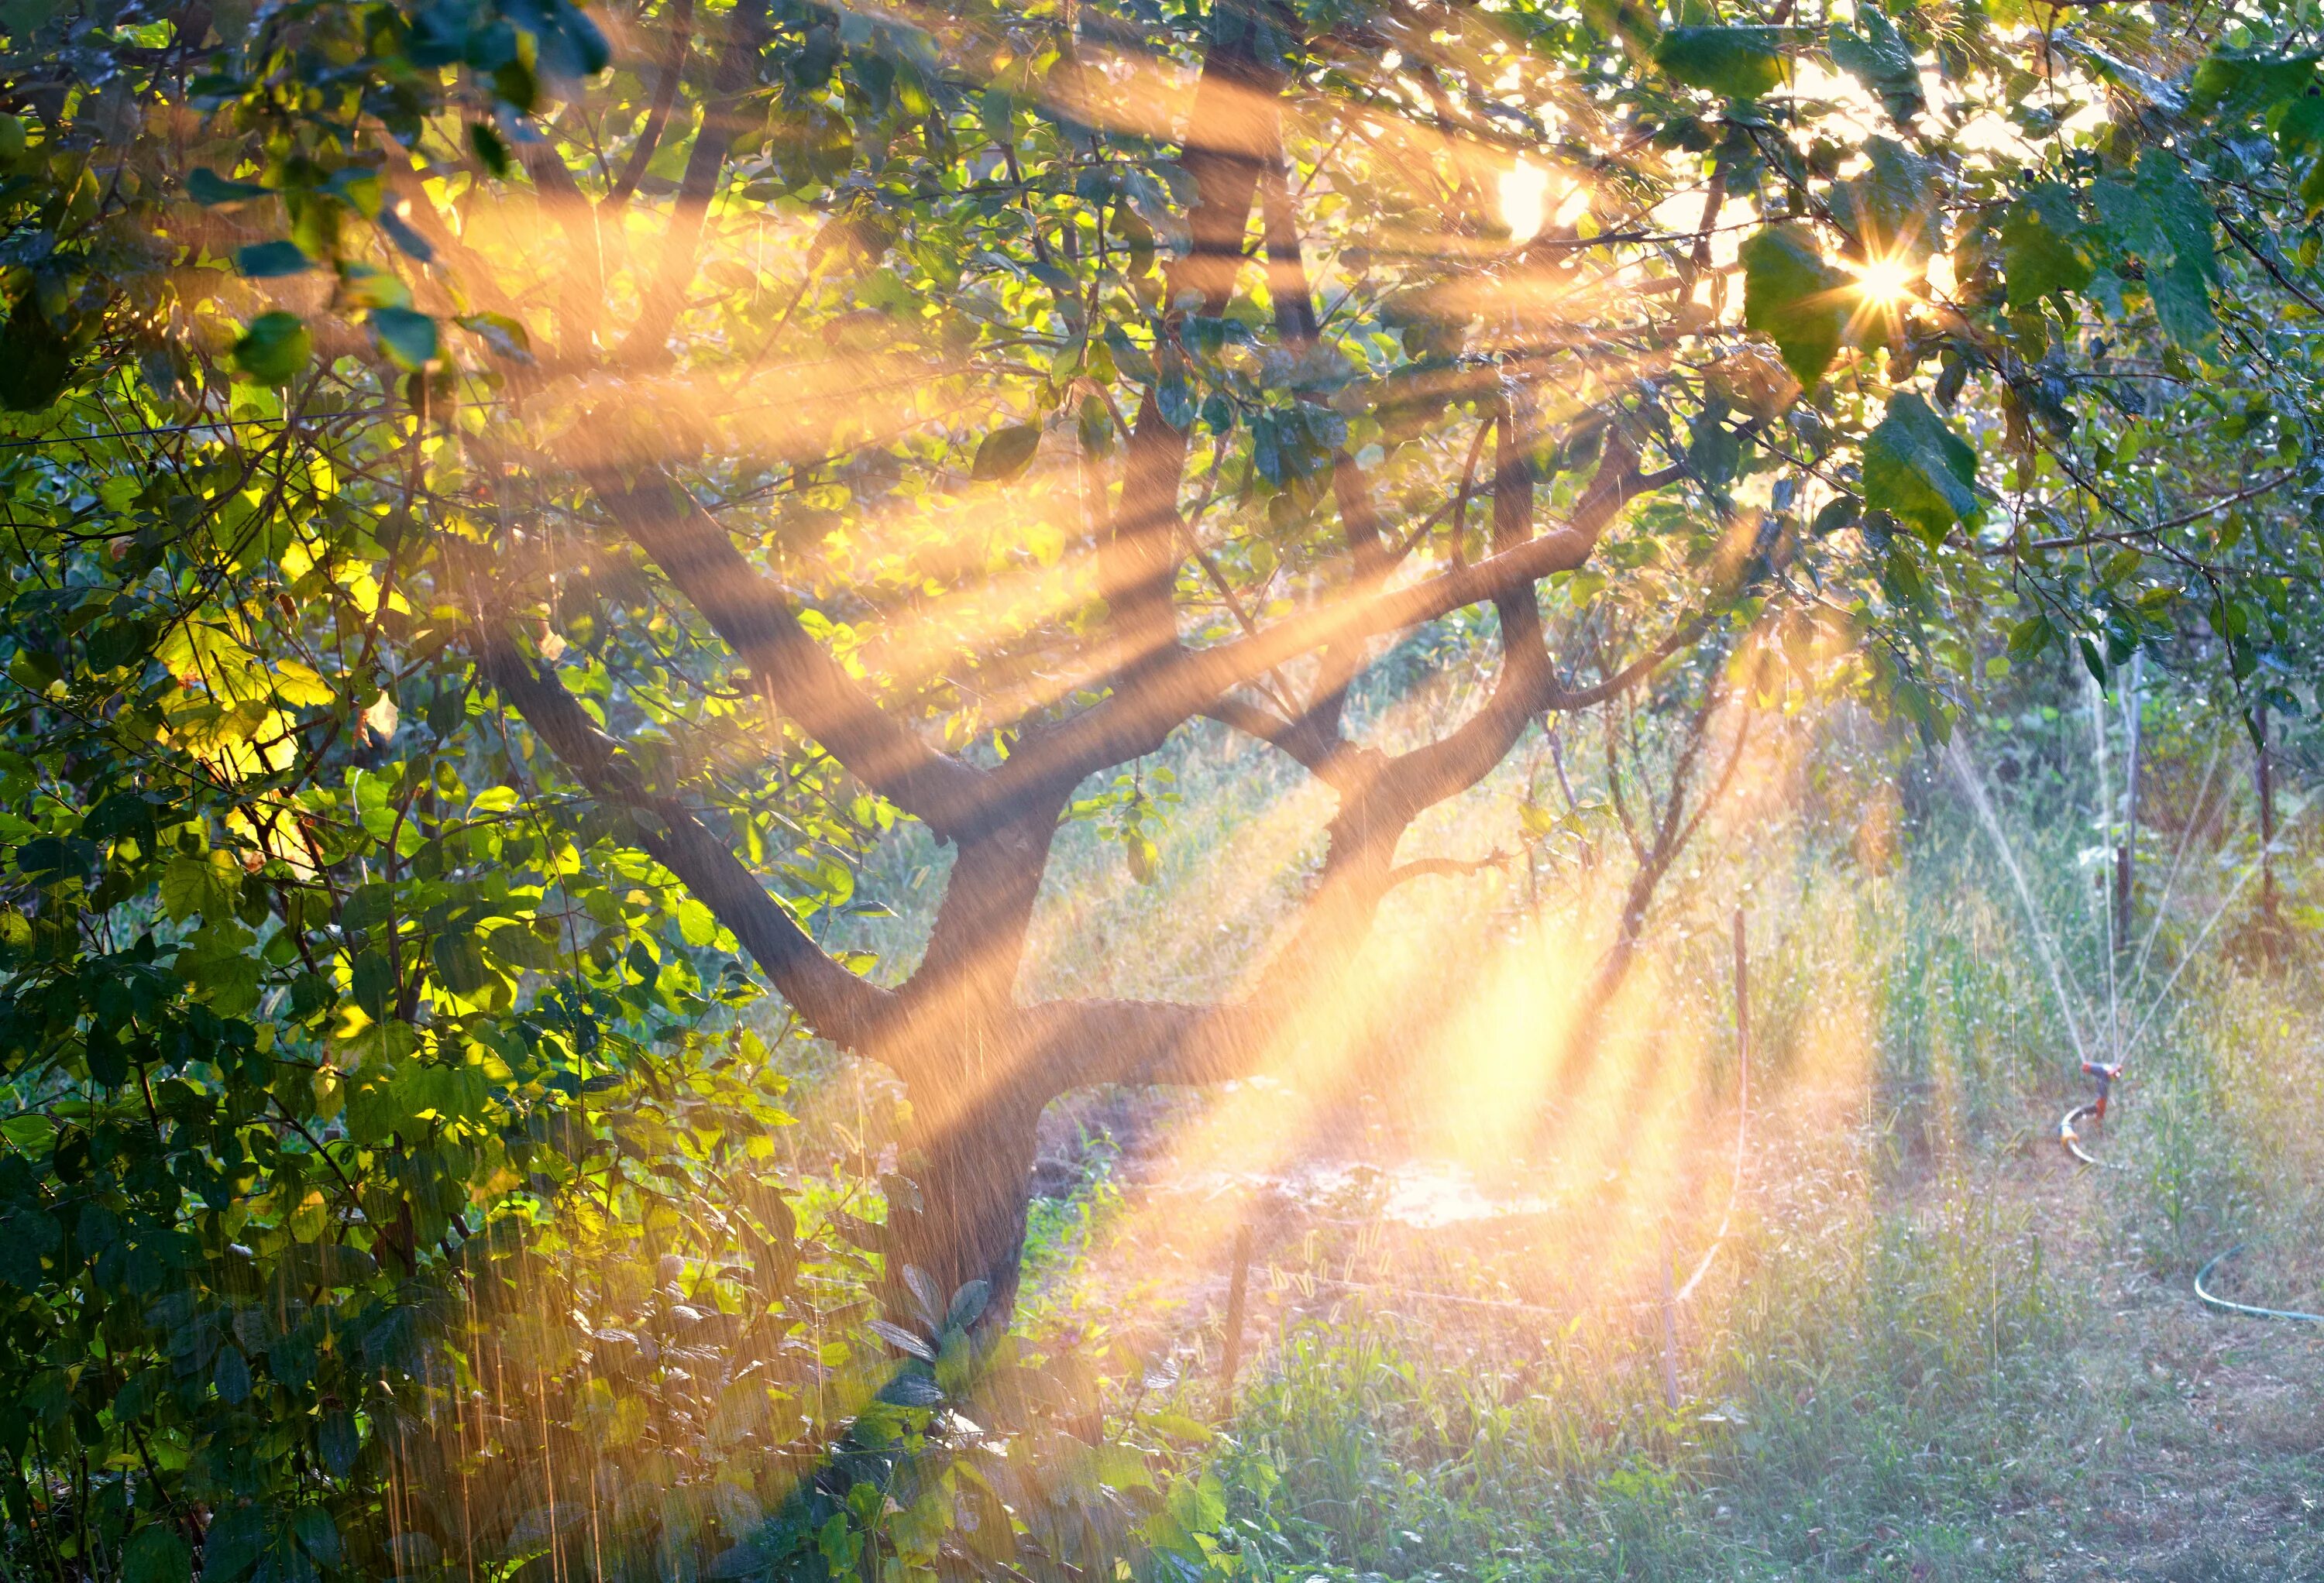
top-left (1206, 1126), bottom-right (2076, 1582)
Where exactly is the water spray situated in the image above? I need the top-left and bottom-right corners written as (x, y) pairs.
top-left (1951, 730), bottom-right (2319, 1323)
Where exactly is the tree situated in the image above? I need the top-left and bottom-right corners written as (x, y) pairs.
top-left (8, 18), bottom-right (2324, 1574)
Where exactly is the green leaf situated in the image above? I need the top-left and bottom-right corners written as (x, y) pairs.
top-left (1654, 26), bottom-right (1787, 98)
top-left (160, 854), bottom-right (232, 921)
top-left (1831, 136), bottom-right (1944, 262)
top-left (1829, 4), bottom-right (1923, 123)
top-left (2001, 185), bottom-right (2092, 307)
top-left (1863, 392), bottom-right (1981, 541)
top-left (1741, 225), bottom-right (1850, 386)
top-left (2094, 151), bottom-right (2219, 349)
top-left (458, 311), bottom-right (532, 362)
top-left (2189, 49), bottom-right (2319, 125)
top-left (187, 167), bottom-right (269, 205)
top-left (676, 898), bottom-right (720, 948)
top-left (0, 298), bottom-right (74, 411)
top-left (351, 949), bottom-right (396, 1018)
top-left (338, 261), bottom-right (411, 311)
top-left (430, 930), bottom-right (491, 996)
top-left (469, 121), bottom-right (513, 177)
top-left (0, 1210), bottom-right (58, 1289)
top-left (122, 1526), bottom-right (192, 1583)
top-left (215, 1344), bottom-right (252, 1405)
top-left (1580, 0), bottom-right (1659, 56)
top-left (371, 307), bottom-right (439, 371)
top-left (234, 240), bottom-right (311, 277)
top-left (944, 1279), bottom-right (990, 1332)
top-left (84, 791), bottom-right (159, 844)
top-left (232, 311), bottom-right (311, 385)
top-left (379, 207), bottom-right (435, 262)
top-left (292, 1508), bottom-right (343, 1567)
top-left (199, 1509), bottom-right (265, 1583)
top-left (971, 421), bottom-right (1042, 481)
top-left (868, 1318), bottom-right (935, 1360)
top-left (1125, 831), bottom-right (1159, 884)
top-left (2007, 614), bottom-right (2055, 661)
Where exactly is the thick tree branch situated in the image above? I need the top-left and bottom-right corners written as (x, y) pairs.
top-left (1202, 694), bottom-right (1353, 783)
top-left (902, 791), bottom-right (1072, 1056)
top-left (1365, 407), bottom-right (1566, 821)
top-left (603, 0), bottom-right (696, 211)
top-left (1258, 156), bottom-right (1319, 347)
top-left (1018, 995), bottom-right (1261, 1091)
top-left (577, 460), bottom-right (991, 838)
top-left (1102, 4), bottom-right (1289, 681)
top-left (617, 0), bottom-right (767, 362)
top-left (474, 630), bottom-right (895, 1049)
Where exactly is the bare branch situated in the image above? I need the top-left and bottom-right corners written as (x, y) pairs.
top-left (1384, 850), bottom-right (1509, 889)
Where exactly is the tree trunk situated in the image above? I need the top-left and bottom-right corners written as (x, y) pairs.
top-left (884, 1073), bottom-right (1048, 1329)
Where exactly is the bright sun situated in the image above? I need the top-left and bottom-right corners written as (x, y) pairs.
top-left (1853, 253), bottom-right (1919, 306)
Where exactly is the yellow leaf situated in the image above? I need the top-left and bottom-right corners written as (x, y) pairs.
top-left (274, 659), bottom-right (335, 708)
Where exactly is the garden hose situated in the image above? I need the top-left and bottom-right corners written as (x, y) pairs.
top-left (2192, 1245), bottom-right (2324, 1324)
top-left (2057, 1059), bottom-right (2124, 1171)
top-left (2058, 1066), bottom-right (2324, 1324)
top-left (2056, 1100), bottom-right (2117, 1171)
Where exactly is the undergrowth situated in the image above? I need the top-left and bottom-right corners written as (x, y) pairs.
top-left (1210, 1151), bottom-right (2079, 1582)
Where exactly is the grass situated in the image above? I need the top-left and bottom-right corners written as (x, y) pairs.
top-left (1199, 1125), bottom-right (2081, 1581)
top-left (774, 688), bottom-right (2324, 1582)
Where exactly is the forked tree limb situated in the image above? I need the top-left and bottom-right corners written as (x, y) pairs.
top-left (617, 0), bottom-right (768, 362)
top-left (473, 628), bottom-right (896, 1050)
top-left (454, 0), bottom-right (1707, 1128)
top-left (586, 429), bottom-right (1676, 840)
top-left (1359, 406), bottom-right (1564, 824)
top-left (995, 455), bottom-right (1683, 806)
top-left (414, 0), bottom-right (1685, 844)
top-left (603, 0), bottom-right (697, 210)
top-left (577, 461), bottom-right (992, 838)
